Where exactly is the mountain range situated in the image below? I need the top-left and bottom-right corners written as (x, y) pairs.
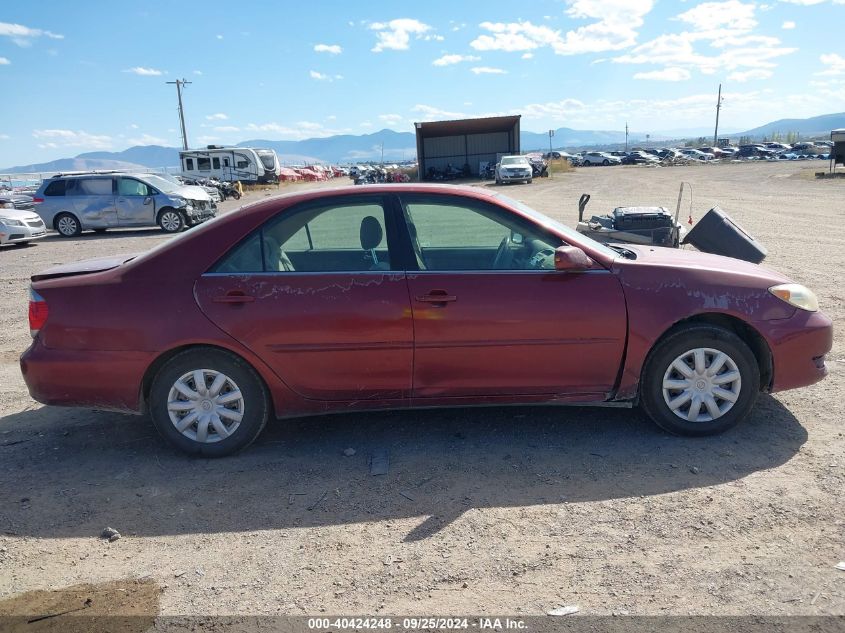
top-left (4, 112), bottom-right (843, 174)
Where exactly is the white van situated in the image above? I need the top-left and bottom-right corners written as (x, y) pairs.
top-left (179, 146), bottom-right (282, 183)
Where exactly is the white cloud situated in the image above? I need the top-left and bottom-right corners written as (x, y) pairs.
top-left (522, 53), bottom-right (534, 59)
top-left (193, 69), bottom-right (203, 75)
top-left (728, 68), bottom-right (773, 81)
top-left (370, 18), bottom-right (432, 52)
top-left (0, 134), bottom-right (10, 140)
top-left (32, 129), bottom-right (112, 150)
top-left (432, 53), bottom-right (480, 66)
top-left (378, 114), bottom-right (404, 125)
top-left (196, 135), bottom-right (220, 144)
top-left (675, 0), bottom-right (757, 31)
top-left (128, 133), bottom-right (169, 146)
top-left (0, 57), bottom-right (9, 65)
top-left (213, 126), bottom-right (241, 132)
top-left (612, 2), bottom-right (796, 77)
top-left (216, 34), bottom-right (223, 40)
top-left (0, 21), bottom-right (63, 47)
top-left (314, 43), bottom-right (342, 54)
top-left (470, 66), bottom-right (508, 75)
top-left (633, 67), bottom-right (691, 81)
top-left (124, 66), bottom-right (164, 76)
top-left (412, 104), bottom-right (466, 119)
top-left (470, 1), bottom-right (654, 56)
top-left (205, 113), bottom-right (228, 120)
top-left (782, 20), bottom-right (796, 29)
top-left (310, 70), bottom-right (329, 80)
top-left (244, 121), bottom-right (346, 140)
top-left (816, 53), bottom-right (845, 75)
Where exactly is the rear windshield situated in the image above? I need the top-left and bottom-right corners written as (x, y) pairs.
top-left (44, 180), bottom-right (66, 196)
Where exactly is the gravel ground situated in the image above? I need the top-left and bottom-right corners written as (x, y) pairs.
top-left (0, 162), bottom-right (843, 619)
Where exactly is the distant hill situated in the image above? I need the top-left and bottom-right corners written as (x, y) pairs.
top-left (3, 112), bottom-right (843, 173)
top-left (734, 112), bottom-right (845, 139)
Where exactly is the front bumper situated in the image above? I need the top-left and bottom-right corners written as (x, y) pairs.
top-left (766, 309), bottom-right (833, 392)
top-left (0, 220), bottom-right (47, 245)
top-left (499, 171), bottom-right (532, 182)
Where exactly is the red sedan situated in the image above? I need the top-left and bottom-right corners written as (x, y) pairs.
top-left (20, 185), bottom-right (832, 456)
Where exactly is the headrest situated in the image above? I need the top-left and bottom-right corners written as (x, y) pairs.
top-left (360, 216), bottom-right (383, 250)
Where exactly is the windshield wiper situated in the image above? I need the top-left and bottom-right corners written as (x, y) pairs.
top-left (606, 244), bottom-right (637, 259)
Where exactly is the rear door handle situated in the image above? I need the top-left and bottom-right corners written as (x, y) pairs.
top-left (213, 292), bottom-right (255, 304)
top-left (416, 290), bottom-right (457, 304)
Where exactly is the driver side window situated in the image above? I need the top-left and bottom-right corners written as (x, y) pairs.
top-left (402, 198), bottom-right (561, 271)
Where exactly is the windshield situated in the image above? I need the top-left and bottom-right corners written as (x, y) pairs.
top-left (492, 192), bottom-right (618, 260)
top-left (256, 150), bottom-right (277, 170)
top-left (501, 157), bottom-right (529, 166)
top-left (141, 174), bottom-right (182, 194)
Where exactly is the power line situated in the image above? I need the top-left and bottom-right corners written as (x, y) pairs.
top-left (166, 79), bottom-right (192, 150)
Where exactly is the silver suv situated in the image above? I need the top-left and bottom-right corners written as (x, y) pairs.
top-left (33, 172), bottom-right (216, 237)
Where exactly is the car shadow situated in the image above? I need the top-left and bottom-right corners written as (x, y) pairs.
top-left (0, 395), bottom-right (805, 542)
top-left (40, 228), bottom-right (173, 243)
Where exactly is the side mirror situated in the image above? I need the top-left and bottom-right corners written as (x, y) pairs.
top-left (554, 245), bottom-right (592, 271)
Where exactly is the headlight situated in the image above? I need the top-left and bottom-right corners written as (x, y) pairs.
top-left (0, 217), bottom-right (24, 226)
top-left (769, 283), bottom-right (819, 312)
top-left (172, 197), bottom-right (187, 207)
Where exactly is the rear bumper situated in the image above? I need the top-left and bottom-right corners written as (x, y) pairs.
top-left (20, 339), bottom-right (152, 413)
top-left (767, 310), bottom-right (833, 392)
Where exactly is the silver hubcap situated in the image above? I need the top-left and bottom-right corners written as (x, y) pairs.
top-left (167, 369), bottom-right (244, 443)
top-left (58, 217), bottom-right (77, 235)
top-left (161, 212), bottom-right (181, 231)
top-left (662, 347), bottom-right (742, 423)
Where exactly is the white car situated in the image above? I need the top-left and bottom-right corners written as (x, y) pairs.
top-left (495, 156), bottom-right (533, 184)
top-left (0, 193), bottom-right (47, 246)
top-left (582, 152), bottom-right (622, 166)
top-left (680, 149), bottom-right (714, 161)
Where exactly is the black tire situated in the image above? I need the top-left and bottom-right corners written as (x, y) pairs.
top-left (640, 325), bottom-right (760, 436)
top-left (149, 348), bottom-right (270, 457)
top-left (526, 179), bottom-right (533, 184)
top-left (602, 159), bottom-right (610, 166)
top-left (157, 208), bottom-right (185, 233)
top-left (55, 212), bottom-right (82, 237)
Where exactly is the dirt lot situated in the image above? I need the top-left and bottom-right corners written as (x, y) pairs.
top-left (0, 161), bottom-right (843, 619)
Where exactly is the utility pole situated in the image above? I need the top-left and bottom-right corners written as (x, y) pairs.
top-left (713, 83), bottom-right (723, 147)
top-left (380, 141), bottom-right (384, 165)
top-left (548, 129), bottom-right (554, 154)
top-left (166, 78), bottom-right (192, 150)
top-left (625, 122), bottom-right (629, 151)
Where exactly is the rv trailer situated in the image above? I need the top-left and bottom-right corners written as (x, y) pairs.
top-left (179, 146), bottom-right (282, 183)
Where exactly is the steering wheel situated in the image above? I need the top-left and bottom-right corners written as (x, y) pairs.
top-left (492, 235), bottom-right (514, 269)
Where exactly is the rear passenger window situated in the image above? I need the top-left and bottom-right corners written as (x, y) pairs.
top-left (44, 180), bottom-right (66, 196)
top-left (72, 178), bottom-right (114, 196)
top-left (212, 157), bottom-right (221, 169)
top-left (197, 157), bottom-right (211, 171)
top-left (211, 202), bottom-right (393, 273)
top-left (185, 158), bottom-right (194, 170)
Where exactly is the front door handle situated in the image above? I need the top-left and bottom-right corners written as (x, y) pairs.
top-left (415, 290), bottom-right (457, 305)
top-left (212, 291), bottom-right (255, 304)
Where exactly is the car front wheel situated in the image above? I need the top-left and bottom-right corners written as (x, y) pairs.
top-left (149, 348), bottom-right (270, 456)
top-left (55, 213), bottom-right (82, 237)
top-left (640, 325), bottom-right (760, 436)
top-left (158, 209), bottom-right (185, 233)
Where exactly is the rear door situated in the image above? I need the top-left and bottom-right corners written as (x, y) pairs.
top-left (68, 177), bottom-right (117, 228)
top-left (116, 177), bottom-right (156, 226)
top-left (194, 195), bottom-right (413, 402)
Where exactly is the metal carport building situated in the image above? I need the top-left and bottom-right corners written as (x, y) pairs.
top-left (414, 115), bottom-right (521, 179)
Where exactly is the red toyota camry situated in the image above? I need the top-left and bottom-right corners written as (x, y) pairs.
top-left (20, 185), bottom-right (832, 456)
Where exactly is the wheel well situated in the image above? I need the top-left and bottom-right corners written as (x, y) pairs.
top-left (139, 344), bottom-right (272, 413)
top-left (651, 313), bottom-right (773, 392)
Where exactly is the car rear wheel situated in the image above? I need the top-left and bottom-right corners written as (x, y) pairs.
top-left (158, 209), bottom-right (185, 233)
top-left (149, 348), bottom-right (270, 456)
top-left (602, 159), bottom-right (610, 166)
top-left (640, 325), bottom-right (759, 436)
top-left (55, 213), bottom-right (82, 237)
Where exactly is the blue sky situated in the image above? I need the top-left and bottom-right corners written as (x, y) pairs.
top-left (2, 0), bottom-right (844, 166)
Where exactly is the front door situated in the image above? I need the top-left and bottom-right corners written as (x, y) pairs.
top-left (116, 177), bottom-right (155, 226)
top-left (194, 196), bottom-right (413, 402)
top-left (398, 194), bottom-right (628, 399)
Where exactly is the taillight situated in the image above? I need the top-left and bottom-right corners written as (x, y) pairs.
top-left (32, 197), bottom-right (45, 204)
top-left (28, 287), bottom-right (48, 338)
